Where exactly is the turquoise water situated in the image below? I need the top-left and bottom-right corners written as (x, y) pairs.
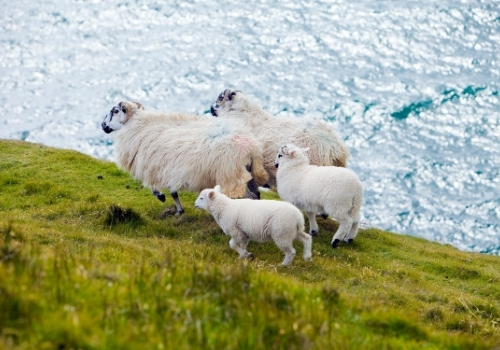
top-left (1, 0), bottom-right (499, 254)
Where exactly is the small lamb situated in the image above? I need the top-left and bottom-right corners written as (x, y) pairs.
top-left (195, 185), bottom-right (312, 266)
top-left (275, 144), bottom-right (363, 249)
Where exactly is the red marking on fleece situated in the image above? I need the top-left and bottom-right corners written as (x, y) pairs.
top-left (233, 135), bottom-right (254, 154)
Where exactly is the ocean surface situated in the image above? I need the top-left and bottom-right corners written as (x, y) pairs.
top-left (1, 0), bottom-right (499, 254)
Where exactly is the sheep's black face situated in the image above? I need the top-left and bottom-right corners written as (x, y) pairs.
top-left (101, 102), bottom-right (128, 133)
top-left (210, 89), bottom-right (239, 117)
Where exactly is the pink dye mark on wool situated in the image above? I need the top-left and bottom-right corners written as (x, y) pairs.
top-left (233, 135), bottom-right (255, 154)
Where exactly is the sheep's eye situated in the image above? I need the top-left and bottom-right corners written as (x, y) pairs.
top-left (113, 109), bottom-right (119, 114)
top-left (121, 107), bottom-right (127, 113)
top-left (278, 154), bottom-right (282, 158)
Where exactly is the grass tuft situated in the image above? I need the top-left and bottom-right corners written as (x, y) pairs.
top-left (104, 205), bottom-right (144, 227)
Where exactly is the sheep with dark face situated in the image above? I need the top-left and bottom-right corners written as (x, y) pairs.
top-left (275, 144), bottom-right (363, 249)
top-left (101, 101), bottom-right (268, 215)
top-left (210, 89), bottom-right (350, 188)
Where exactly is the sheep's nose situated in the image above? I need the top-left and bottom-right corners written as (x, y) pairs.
top-left (210, 105), bottom-right (218, 117)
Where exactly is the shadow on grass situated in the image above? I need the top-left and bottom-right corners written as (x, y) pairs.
top-left (104, 205), bottom-right (145, 228)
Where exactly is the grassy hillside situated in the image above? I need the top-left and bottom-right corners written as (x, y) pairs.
top-left (1, 139), bottom-right (499, 349)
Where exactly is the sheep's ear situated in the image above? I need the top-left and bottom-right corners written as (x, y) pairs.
top-left (214, 185), bottom-right (221, 193)
top-left (289, 150), bottom-right (296, 157)
top-left (208, 191), bottom-right (215, 199)
top-left (134, 102), bottom-right (144, 110)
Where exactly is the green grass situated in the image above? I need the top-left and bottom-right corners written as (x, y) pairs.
top-left (1, 139), bottom-right (499, 349)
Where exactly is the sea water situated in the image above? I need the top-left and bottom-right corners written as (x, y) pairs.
top-left (1, 0), bottom-right (499, 254)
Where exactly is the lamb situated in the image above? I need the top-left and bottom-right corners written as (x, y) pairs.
top-left (194, 185), bottom-right (312, 266)
top-left (101, 101), bottom-right (268, 215)
top-left (210, 89), bottom-right (350, 188)
top-left (274, 144), bottom-right (363, 249)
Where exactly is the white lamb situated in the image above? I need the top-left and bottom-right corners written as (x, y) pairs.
top-left (210, 89), bottom-right (350, 188)
top-left (101, 101), bottom-right (268, 215)
top-left (194, 185), bottom-right (312, 266)
top-left (275, 144), bottom-right (363, 249)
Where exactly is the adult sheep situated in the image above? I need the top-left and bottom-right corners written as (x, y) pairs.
top-left (195, 185), bottom-right (312, 266)
top-left (101, 101), bottom-right (268, 215)
top-left (210, 89), bottom-right (350, 187)
top-left (275, 144), bottom-right (363, 249)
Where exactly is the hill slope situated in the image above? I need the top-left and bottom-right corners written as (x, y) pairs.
top-left (1, 139), bottom-right (499, 349)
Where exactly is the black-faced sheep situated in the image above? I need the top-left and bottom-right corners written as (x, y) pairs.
top-left (101, 101), bottom-right (268, 215)
top-left (210, 89), bottom-right (350, 188)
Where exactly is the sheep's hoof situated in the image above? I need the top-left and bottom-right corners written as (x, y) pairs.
top-left (247, 253), bottom-right (254, 260)
top-left (310, 230), bottom-right (318, 237)
top-left (175, 209), bottom-right (184, 216)
top-left (156, 194), bottom-right (166, 203)
top-left (332, 239), bottom-right (340, 249)
top-left (320, 213), bottom-right (329, 219)
top-left (347, 239), bottom-right (354, 244)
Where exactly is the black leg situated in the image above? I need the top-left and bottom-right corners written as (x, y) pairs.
top-left (171, 191), bottom-right (184, 215)
top-left (152, 188), bottom-right (166, 203)
top-left (246, 178), bottom-right (261, 200)
top-left (245, 163), bottom-right (261, 200)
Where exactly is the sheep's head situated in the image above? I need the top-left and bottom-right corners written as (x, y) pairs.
top-left (274, 144), bottom-right (310, 168)
top-left (101, 101), bottom-right (144, 134)
top-left (210, 89), bottom-right (243, 117)
top-left (194, 185), bottom-right (222, 211)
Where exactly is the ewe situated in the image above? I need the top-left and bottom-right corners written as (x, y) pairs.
top-left (195, 185), bottom-right (312, 266)
top-left (210, 89), bottom-right (350, 187)
top-left (101, 101), bottom-right (268, 215)
top-left (275, 144), bottom-right (363, 249)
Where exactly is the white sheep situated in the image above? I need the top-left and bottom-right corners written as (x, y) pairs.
top-left (194, 185), bottom-right (312, 266)
top-left (101, 101), bottom-right (269, 214)
top-left (210, 89), bottom-right (350, 188)
top-left (275, 144), bottom-right (363, 249)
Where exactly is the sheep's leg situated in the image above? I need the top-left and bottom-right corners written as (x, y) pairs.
top-left (277, 243), bottom-right (296, 266)
top-left (170, 191), bottom-right (184, 215)
top-left (245, 178), bottom-right (261, 200)
top-left (305, 211), bottom-right (319, 236)
top-left (229, 237), bottom-right (254, 260)
top-left (331, 216), bottom-right (353, 249)
top-left (345, 221), bottom-right (359, 244)
top-left (245, 164), bottom-right (261, 200)
top-left (296, 231), bottom-right (313, 261)
top-left (152, 188), bottom-right (166, 202)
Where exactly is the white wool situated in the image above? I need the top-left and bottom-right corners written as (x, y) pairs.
top-left (211, 90), bottom-right (350, 187)
top-left (275, 144), bottom-right (363, 249)
top-left (195, 185), bottom-right (312, 266)
top-left (103, 101), bottom-right (268, 203)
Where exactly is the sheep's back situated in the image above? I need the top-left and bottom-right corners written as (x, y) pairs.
top-left (227, 199), bottom-right (304, 241)
top-left (278, 164), bottom-right (362, 212)
top-left (114, 113), bottom-right (256, 194)
top-left (247, 116), bottom-right (350, 186)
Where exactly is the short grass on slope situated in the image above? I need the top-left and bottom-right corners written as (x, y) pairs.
top-left (1, 140), bottom-right (499, 350)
